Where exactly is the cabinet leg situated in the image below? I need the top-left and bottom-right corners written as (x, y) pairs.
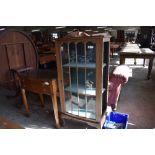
top-left (21, 88), bottom-right (30, 116)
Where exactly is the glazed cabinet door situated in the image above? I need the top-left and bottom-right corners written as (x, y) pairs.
top-left (60, 41), bottom-right (98, 120)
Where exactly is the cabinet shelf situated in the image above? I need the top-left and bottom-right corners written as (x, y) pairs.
top-left (64, 84), bottom-right (105, 96)
top-left (66, 109), bottom-right (96, 120)
top-left (63, 63), bottom-right (106, 69)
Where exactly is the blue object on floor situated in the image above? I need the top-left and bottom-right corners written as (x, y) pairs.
top-left (103, 111), bottom-right (129, 129)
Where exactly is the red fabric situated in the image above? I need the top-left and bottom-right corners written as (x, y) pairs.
top-left (108, 65), bottom-right (130, 109)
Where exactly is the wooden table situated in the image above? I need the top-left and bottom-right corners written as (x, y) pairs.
top-left (17, 69), bottom-right (60, 128)
top-left (120, 43), bottom-right (155, 79)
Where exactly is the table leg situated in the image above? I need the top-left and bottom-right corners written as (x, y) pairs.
top-left (143, 59), bottom-right (146, 67)
top-left (110, 48), bottom-right (113, 58)
top-left (147, 58), bottom-right (154, 80)
top-left (50, 94), bottom-right (60, 128)
top-left (50, 81), bottom-right (60, 128)
top-left (21, 88), bottom-right (30, 115)
top-left (120, 56), bottom-right (125, 64)
top-left (134, 58), bottom-right (136, 65)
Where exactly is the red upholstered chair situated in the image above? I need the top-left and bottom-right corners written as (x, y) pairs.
top-left (108, 65), bottom-right (130, 111)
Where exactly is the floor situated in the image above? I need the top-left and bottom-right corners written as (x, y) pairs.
top-left (110, 50), bottom-right (155, 129)
top-left (0, 88), bottom-right (95, 129)
top-left (0, 50), bottom-right (155, 129)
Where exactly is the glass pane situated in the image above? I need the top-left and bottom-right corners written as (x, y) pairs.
top-left (78, 69), bottom-right (86, 117)
top-left (87, 96), bottom-right (96, 119)
top-left (79, 94), bottom-right (86, 117)
top-left (70, 68), bottom-right (77, 88)
top-left (70, 68), bottom-right (78, 115)
top-left (61, 43), bottom-right (68, 65)
top-left (71, 92), bottom-right (79, 115)
top-left (65, 91), bottom-right (72, 113)
top-left (69, 42), bottom-right (76, 64)
top-left (77, 42), bottom-right (85, 63)
top-left (86, 42), bottom-right (96, 64)
top-left (85, 69), bottom-right (96, 119)
top-left (63, 67), bottom-right (72, 113)
top-left (86, 69), bottom-right (96, 90)
top-left (63, 68), bottom-right (70, 88)
top-left (78, 69), bottom-right (85, 91)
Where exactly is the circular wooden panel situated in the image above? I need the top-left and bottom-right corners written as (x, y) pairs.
top-left (0, 30), bottom-right (38, 89)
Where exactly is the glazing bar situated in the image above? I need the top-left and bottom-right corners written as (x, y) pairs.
top-left (67, 43), bottom-right (73, 114)
top-left (75, 43), bottom-right (79, 116)
top-left (84, 42), bottom-right (87, 118)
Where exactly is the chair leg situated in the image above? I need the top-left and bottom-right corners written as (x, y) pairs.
top-left (39, 94), bottom-right (45, 107)
top-left (21, 89), bottom-right (30, 116)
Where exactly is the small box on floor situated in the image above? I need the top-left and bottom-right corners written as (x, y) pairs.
top-left (103, 111), bottom-right (129, 129)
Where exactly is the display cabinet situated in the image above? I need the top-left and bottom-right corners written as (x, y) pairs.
top-left (56, 35), bottom-right (110, 128)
